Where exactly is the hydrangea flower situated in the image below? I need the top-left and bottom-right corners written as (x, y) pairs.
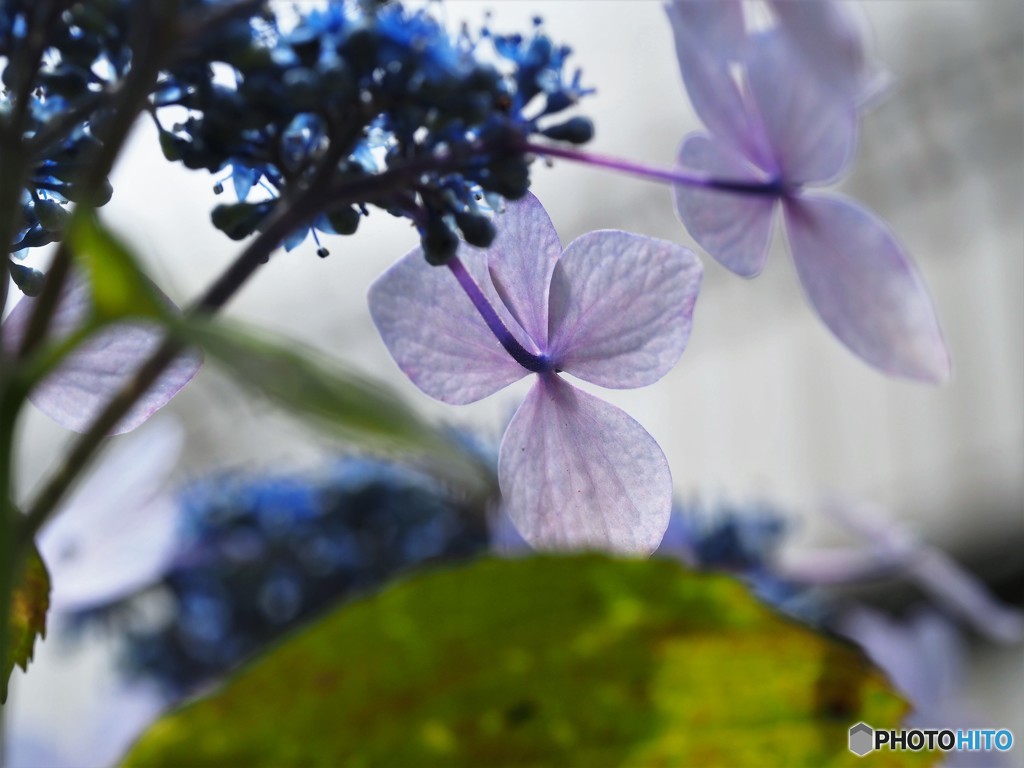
top-left (1, 275), bottom-right (201, 434)
top-left (670, 0), bottom-right (888, 110)
top-left (369, 194), bottom-right (702, 553)
top-left (666, 1), bottom-right (949, 383)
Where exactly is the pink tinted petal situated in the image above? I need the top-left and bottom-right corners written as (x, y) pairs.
top-left (368, 246), bottom-right (528, 404)
top-left (664, 1), bottom-right (770, 168)
top-left (547, 230), bottom-right (702, 388)
top-left (3, 276), bottom-right (201, 434)
top-left (744, 31), bottom-right (857, 184)
top-left (480, 193), bottom-right (561, 349)
top-left (673, 132), bottom-right (777, 277)
top-left (768, 0), bottom-right (890, 109)
top-left (784, 194), bottom-right (950, 383)
top-left (498, 375), bottom-right (672, 554)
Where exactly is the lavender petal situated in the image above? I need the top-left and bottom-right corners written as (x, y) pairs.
top-left (547, 230), bottom-right (702, 388)
top-left (498, 375), bottom-right (672, 554)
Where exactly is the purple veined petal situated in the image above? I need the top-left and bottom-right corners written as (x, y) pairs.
top-left (547, 230), bottom-right (702, 389)
top-left (37, 419), bottom-right (184, 612)
top-left (784, 193), bottom-right (950, 383)
top-left (673, 132), bottom-right (778, 277)
top-left (664, 1), bottom-right (772, 169)
top-left (477, 192), bottom-right (561, 350)
top-left (744, 30), bottom-right (858, 185)
top-left (2, 275), bottom-right (202, 434)
top-left (498, 374), bottom-right (673, 555)
top-left (368, 244), bottom-right (530, 405)
top-left (767, 0), bottom-right (890, 110)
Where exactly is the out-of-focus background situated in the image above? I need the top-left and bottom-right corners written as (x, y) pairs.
top-left (7, 0), bottom-right (1023, 764)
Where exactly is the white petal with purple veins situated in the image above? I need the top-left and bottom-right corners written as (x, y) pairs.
top-left (784, 193), bottom-right (950, 383)
top-left (673, 132), bottom-right (778, 277)
top-left (548, 230), bottom-right (702, 388)
top-left (498, 375), bottom-right (672, 554)
top-left (368, 245), bottom-right (529, 405)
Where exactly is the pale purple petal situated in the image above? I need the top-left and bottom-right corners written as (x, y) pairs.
top-left (498, 375), bottom-right (672, 554)
top-left (673, 132), bottom-right (777, 277)
top-left (2, 276), bottom-right (202, 434)
top-left (784, 194), bottom-right (950, 383)
top-left (668, 0), bottom-right (747, 63)
top-left (744, 31), bottom-right (857, 184)
top-left (547, 230), bottom-right (702, 388)
top-left (479, 192), bottom-right (561, 349)
top-left (38, 420), bottom-right (184, 612)
top-left (368, 246), bottom-right (529, 405)
top-left (664, 1), bottom-right (772, 168)
top-left (768, 0), bottom-right (890, 110)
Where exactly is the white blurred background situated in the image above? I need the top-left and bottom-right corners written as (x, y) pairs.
top-left (7, 1), bottom-right (1023, 764)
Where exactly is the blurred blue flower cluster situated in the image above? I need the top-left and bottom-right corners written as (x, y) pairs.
top-left (1, 0), bottom-right (128, 291)
top-left (91, 458), bottom-right (490, 694)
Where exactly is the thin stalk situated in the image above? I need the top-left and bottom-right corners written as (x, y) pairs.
top-left (447, 256), bottom-right (549, 373)
top-left (0, 383), bottom-right (23, 708)
top-left (520, 139), bottom-right (787, 196)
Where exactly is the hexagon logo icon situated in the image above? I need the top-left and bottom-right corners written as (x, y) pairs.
top-left (849, 722), bottom-right (874, 756)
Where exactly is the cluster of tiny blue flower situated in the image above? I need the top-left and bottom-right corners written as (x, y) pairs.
top-left (93, 458), bottom-right (489, 695)
top-left (2, 0), bottom-right (592, 273)
top-left (1, 0), bottom-right (131, 293)
top-left (152, 2), bottom-right (593, 260)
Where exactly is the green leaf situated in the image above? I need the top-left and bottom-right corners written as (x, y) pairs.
top-left (4, 545), bottom-right (50, 700)
top-left (172, 318), bottom-right (476, 468)
top-left (123, 557), bottom-right (925, 767)
top-left (67, 213), bottom-right (165, 321)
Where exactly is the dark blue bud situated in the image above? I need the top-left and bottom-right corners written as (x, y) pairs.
top-left (34, 199), bottom-right (71, 232)
top-left (421, 216), bottom-right (459, 266)
top-left (9, 263), bottom-right (45, 297)
top-left (327, 206), bottom-right (360, 235)
top-left (454, 211), bottom-right (496, 248)
top-left (540, 116), bottom-right (594, 144)
top-left (211, 202), bottom-right (272, 240)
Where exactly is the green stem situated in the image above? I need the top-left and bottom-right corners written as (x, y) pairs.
top-left (0, 382), bottom-right (25, 708)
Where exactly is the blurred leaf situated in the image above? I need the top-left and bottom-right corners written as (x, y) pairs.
top-left (173, 318), bottom-right (472, 466)
top-left (4, 546), bottom-right (50, 701)
top-left (124, 556), bottom-right (925, 767)
top-left (67, 213), bottom-right (165, 321)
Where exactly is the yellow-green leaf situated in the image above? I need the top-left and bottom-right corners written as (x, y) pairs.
top-left (173, 318), bottom-right (478, 472)
top-left (67, 213), bottom-right (165, 321)
top-left (123, 556), bottom-right (927, 767)
top-left (4, 545), bottom-right (50, 700)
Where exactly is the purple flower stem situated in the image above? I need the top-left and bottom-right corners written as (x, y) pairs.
top-left (519, 139), bottom-right (787, 196)
top-left (447, 256), bottom-right (551, 373)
